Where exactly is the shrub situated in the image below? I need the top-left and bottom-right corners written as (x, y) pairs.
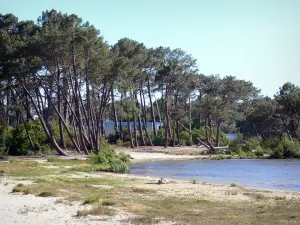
top-left (254, 146), bottom-right (264, 157)
top-left (244, 137), bottom-right (262, 152)
top-left (150, 130), bottom-right (165, 146)
top-left (230, 182), bottom-right (238, 187)
top-left (268, 135), bottom-right (300, 159)
top-left (107, 133), bottom-right (116, 144)
top-left (180, 131), bottom-right (190, 145)
top-left (229, 141), bottom-right (244, 155)
top-left (192, 127), bottom-right (230, 146)
top-left (7, 119), bottom-right (48, 155)
top-left (0, 125), bottom-right (10, 156)
top-left (90, 146), bottom-right (131, 173)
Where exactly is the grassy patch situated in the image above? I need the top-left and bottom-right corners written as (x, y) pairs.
top-left (0, 160), bottom-right (60, 177)
top-left (230, 182), bottom-right (238, 187)
top-left (274, 196), bottom-right (286, 200)
top-left (83, 195), bottom-right (100, 205)
top-left (131, 187), bottom-right (157, 193)
top-left (191, 178), bottom-right (197, 184)
top-left (226, 190), bottom-right (238, 195)
top-left (195, 199), bottom-right (211, 204)
top-left (102, 200), bottom-right (116, 206)
top-left (12, 187), bottom-right (22, 193)
top-left (2, 159), bottom-right (300, 225)
top-left (77, 205), bottom-right (115, 217)
top-left (38, 191), bottom-right (55, 197)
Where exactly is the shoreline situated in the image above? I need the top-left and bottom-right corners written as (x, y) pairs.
top-left (1, 149), bottom-right (300, 225)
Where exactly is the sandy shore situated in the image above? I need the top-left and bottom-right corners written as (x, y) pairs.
top-left (0, 179), bottom-right (135, 225)
top-left (1, 147), bottom-right (300, 225)
top-left (115, 146), bottom-right (207, 162)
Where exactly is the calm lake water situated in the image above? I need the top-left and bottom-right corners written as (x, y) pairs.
top-left (130, 159), bottom-right (300, 191)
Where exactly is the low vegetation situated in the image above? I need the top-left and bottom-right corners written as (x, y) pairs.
top-left (229, 135), bottom-right (300, 159)
top-left (1, 159), bottom-right (300, 225)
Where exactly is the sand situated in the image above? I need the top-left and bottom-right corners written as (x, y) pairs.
top-left (1, 147), bottom-right (300, 225)
top-left (0, 179), bottom-right (134, 225)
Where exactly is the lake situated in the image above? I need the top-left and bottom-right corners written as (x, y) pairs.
top-left (130, 159), bottom-right (300, 191)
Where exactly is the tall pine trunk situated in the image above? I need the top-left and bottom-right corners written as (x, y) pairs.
top-left (147, 76), bottom-right (157, 136)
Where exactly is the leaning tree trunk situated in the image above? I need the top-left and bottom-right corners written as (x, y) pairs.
top-left (111, 89), bottom-right (118, 131)
top-left (216, 121), bottom-right (221, 147)
top-left (21, 83), bottom-right (68, 156)
top-left (72, 46), bottom-right (88, 154)
top-left (178, 121), bottom-right (216, 152)
top-left (147, 76), bottom-right (157, 136)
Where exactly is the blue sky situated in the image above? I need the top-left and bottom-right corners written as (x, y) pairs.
top-left (2, 0), bottom-right (300, 96)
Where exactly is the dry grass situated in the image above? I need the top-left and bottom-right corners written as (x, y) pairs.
top-left (1, 158), bottom-right (300, 225)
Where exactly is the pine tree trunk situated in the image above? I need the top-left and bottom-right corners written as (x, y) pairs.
top-left (72, 46), bottom-right (88, 154)
top-left (133, 114), bottom-right (138, 147)
top-left (128, 116), bottom-right (134, 148)
top-left (57, 68), bottom-right (66, 149)
top-left (147, 76), bottom-right (157, 136)
top-left (216, 121), bottom-right (221, 147)
top-left (111, 89), bottom-right (118, 131)
top-left (164, 86), bottom-right (169, 148)
top-left (189, 95), bottom-right (192, 143)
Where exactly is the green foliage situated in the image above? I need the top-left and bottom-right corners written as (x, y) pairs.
top-left (244, 137), bottom-right (262, 152)
top-left (150, 130), bottom-right (165, 146)
top-left (192, 127), bottom-right (230, 146)
top-left (229, 141), bottom-right (244, 155)
top-left (254, 146), bottom-right (264, 157)
top-left (90, 143), bottom-right (131, 173)
top-left (180, 131), bottom-right (190, 145)
top-left (230, 183), bottom-right (238, 187)
top-left (7, 119), bottom-right (49, 155)
top-left (268, 135), bottom-right (300, 159)
top-left (0, 125), bottom-right (10, 156)
top-left (107, 133), bottom-right (116, 144)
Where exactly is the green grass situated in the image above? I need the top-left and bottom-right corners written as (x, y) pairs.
top-left (77, 205), bottom-right (115, 217)
top-left (0, 160), bottom-right (60, 177)
top-left (131, 187), bottom-right (157, 193)
top-left (83, 195), bottom-right (100, 204)
top-left (2, 159), bottom-right (300, 225)
top-left (230, 182), bottom-right (239, 187)
top-left (38, 191), bottom-right (55, 197)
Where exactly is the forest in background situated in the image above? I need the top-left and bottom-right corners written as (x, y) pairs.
top-left (1, 10), bottom-right (300, 158)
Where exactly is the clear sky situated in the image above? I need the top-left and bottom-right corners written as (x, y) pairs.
top-left (1, 0), bottom-right (300, 96)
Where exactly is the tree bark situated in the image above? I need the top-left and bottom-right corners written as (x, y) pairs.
top-left (147, 76), bottom-right (157, 136)
top-left (216, 121), bottom-right (221, 147)
top-left (128, 116), bottom-right (134, 148)
top-left (21, 83), bottom-right (68, 156)
top-left (57, 66), bottom-right (66, 149)
top-left (111, 89), bottom-right (118, 131)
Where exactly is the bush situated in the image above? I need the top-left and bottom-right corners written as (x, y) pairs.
top-left (244, 137), bottom-right (262, 152)
top-left (229, 141), bottom-right (244, 155)
top-left (0, 125), bottom-right (10, 156)
top-left (254, 146), bottom-right (264, 157)
top-left (107, 133), bottom-right (116, 144)
top-left (266, 135), bottom-right (300, 159)
top-left (90, 145), bottom-right (131, 173)
top-left (192, 127), bottom-right (230, 146)
top-left (180, 131), bottom-right (190, 145)
top-left (7, 119), bottom-right (48, 155)
top-left (150, 130), bottom-right (165, 146)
